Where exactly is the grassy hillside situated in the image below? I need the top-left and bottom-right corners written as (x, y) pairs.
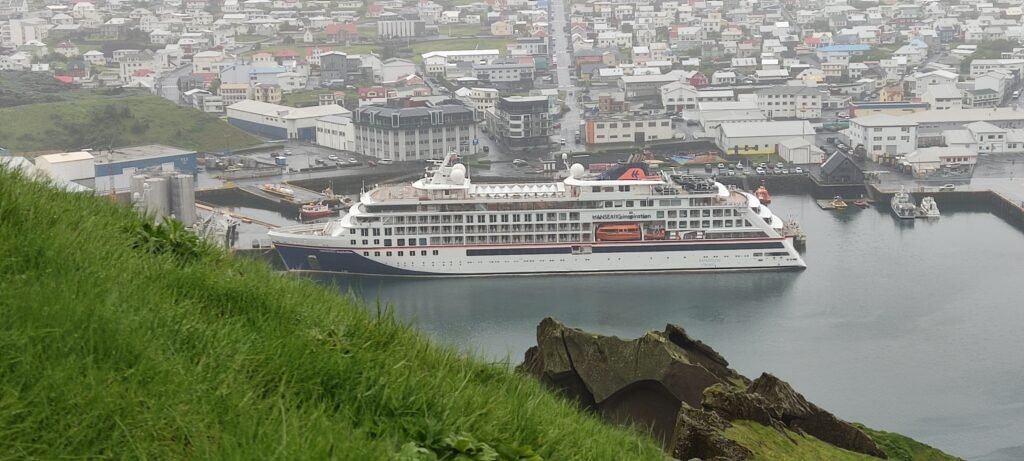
top-left (725, 421), bottom-right (958, 461)
top-left (0, 168), bottom-right (665, 460)
top-left (0, 95), bottom-right (261, 154)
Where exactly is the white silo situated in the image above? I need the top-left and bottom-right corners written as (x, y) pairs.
top-left (143, 177), bottom-right (171, 220)
top-left (169, 174), bottom-right (196, 227)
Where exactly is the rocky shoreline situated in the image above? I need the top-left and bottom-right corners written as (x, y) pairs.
top-left (520, 318), bottom-right (957, 460)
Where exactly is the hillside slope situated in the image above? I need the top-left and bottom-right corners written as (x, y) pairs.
top-left (0, 95), bottom-right (261, 154)
top-left (0, 168), bottom-right (665, 460)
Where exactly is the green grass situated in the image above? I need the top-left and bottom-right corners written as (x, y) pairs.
top-left (440, 23), bottom-right (488, 37)
top-left (235, 34), bottom-right (270, 42)
top-left (282, 89), bottom-right (331, 108)
top-left (409, 38), bottom-right (510, 62)
top-left (0, 169), bottom-right (667, 460)
top-left (0, 95), bottom-right (261, 154)
top-left (856, 425), bottom-right (961, 461)
top-left (724, 421), bottom-right (960, 461)
top-left (245, 43), bottom-right (383, 58)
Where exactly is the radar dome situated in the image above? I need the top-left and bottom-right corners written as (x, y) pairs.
top-left (450, 167), bottom-right (466, 183)
top-left (570, 163), bottom-right (585, 178)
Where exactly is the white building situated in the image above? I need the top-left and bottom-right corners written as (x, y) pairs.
top-left (582, 115), bottom-right (674, 145)
top-left (34, 151), bottom-right (95, 183)
top-left (778, 137), bottom-right (825, 164)
top-left (454, 87), bottom-right (499, 113)
top-left (969, 59), bottom-right (1024, 78)
top-left (315, 115), bottom-right (356, 152)
top-left (717, 120), bottom-right (815, 155)
top-left (381, 58), bottom-right (415, 82)
top-left (226, 100), bottom-right (350, 140)
top-left (904, 147), bottom-right (977, 177)
top-left (845, 114), bottom-right (918, 160)
top-left (921, 84), bottom-right (962, 111)
top-left (754, 85), bottom-right (823, 119)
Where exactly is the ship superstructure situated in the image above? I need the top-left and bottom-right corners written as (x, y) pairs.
top-left (268, 153), bottom-right (806, 276)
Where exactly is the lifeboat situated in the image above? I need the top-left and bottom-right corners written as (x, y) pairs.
top-left (755, 185), bottom-right (771, 204)
top-left (596, 223), bottom-right (642, 241)
top-left (645, 228), bottom-right (666, 240)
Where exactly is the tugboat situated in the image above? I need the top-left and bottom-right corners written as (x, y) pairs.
top-left (830, 196), bottom-right (848, 209)
top-left (300, 201), bottom-right (333, 220)
top-left (918, 196), bottom-right (940, 218)
top-left (891, 187), bottom-right (916, 219)
top-left (755, 185), bottom-right (771, 204)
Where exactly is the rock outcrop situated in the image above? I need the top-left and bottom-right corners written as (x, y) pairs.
top-left (521, 318), bottom-right (887, 459)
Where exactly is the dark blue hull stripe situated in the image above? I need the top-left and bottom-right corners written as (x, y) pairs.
top-left (273, 243), bottom-right (798, 276)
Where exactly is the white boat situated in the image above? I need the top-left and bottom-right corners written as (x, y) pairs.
top-left (268, 152), bottom-right (806, 276)
top-left (918, 196), bottom-right (940, 218)
top-left (891, 187), bottom-right (916, 220)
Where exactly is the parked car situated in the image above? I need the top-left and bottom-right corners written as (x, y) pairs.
top-left (327, 154), bottom-right (338, 161)
top-left (773, 168), bottom-right (781, 174)
top-left (727, 169), bottom-right (736, 176)
top-left (755, 167), bottom-right (766, 174)
top-left (378, 158), bottom-right (394, 165)
top-left (794, 167), bottom-right (803, 173)
top-left (348, 158), bottom-right (358, 165)
top-left (837, 113), bottom-right (850, 119)
top-left (781, 168), bottom-right (790, 174)
top-left (513, 158), bottom-right (528, 166)
top-left (717, 163), bottom-right (725, 169)
top-left (559, 137), bottom-right (567, 145)
top-left (939, 184), bottom-right (955, 191)
top-left (776, 162), bottom-right (784, 169)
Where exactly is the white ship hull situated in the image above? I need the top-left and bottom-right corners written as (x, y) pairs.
top-left (271, 235), bottom-right (806, 276)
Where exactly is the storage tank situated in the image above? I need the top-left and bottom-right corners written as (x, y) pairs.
top-left (169, 174), bottom-right (197, 227)
top-left (130, 175), bottom-right (148, 207)
top-left (143, 177), bottom-right (170, 220)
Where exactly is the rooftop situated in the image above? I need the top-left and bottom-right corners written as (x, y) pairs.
top-left (227, 100), bottom-right (350, 119)
top-left (851, 114), bottom-right (919, 127)
top-left (720, 120), bottom-right (813, 138)
top-left (94, 145), bottom-right (196, 164)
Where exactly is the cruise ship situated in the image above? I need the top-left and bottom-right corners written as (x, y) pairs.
top-left (268, 153), bottom-right (806, 276)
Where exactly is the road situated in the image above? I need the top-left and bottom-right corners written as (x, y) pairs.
top-left (156, 41), bottom-right (267, 106)
top-left (549, 0), bottom-right (580, 152)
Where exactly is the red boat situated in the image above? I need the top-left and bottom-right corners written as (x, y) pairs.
top-left (596, 223), bottom-right (642, 241)
top-left (755, 185), bottom-right (771, 204)
top-left (300, 202), bottom-right (332, 220)
top-left (853, 199), bottom-right (869, 208)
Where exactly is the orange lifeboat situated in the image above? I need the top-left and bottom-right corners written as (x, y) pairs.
top-left (596, 223), bottom-right (642, 241)
top-left (755, 185), bottom-right (771, 204)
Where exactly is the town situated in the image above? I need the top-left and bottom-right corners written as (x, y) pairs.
top-left (3, 0), bottom-right (1024, 459)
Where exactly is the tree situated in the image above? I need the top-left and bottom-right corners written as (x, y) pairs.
top-left (209, 78), bottom-right (221, 94)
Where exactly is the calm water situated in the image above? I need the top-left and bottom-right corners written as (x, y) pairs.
top-left (314, 195), bottom-right (1024, 459)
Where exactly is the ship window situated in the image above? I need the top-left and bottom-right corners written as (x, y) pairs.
top-left (668, 210), bottom-right (677, 218)
top-left (524, 214), bottom-right (532, 222)
top-left (490, 215), bottom-right (497, 223)
top-left (397, 239), bottom-right (405, 246)
top-left (502, 215), bottom-right (509, 222)
top-left (725, 220), bottom-right (734, 227)
top-left (398, 251), bottom-right (403, 256)
top-left (626, 201), bottom-right (634, 207)
top-left (350, 240), bottom-right (356, 245)
top-left (612, 201), bottom-right (622, 208)
top-left (420, 238), bottom-right (427, 245)
top-left (656, 211), bottom-right (664, 218)
top-left (536, 213), bottom-right (544, 221)
top-left (372, 229), bottom-right (381, 236)
top-left (679, 221), bottom-right (687, 228)
top-left (713, 209), bottom-right (723, 217)
top-left (691, 220), bottom-right (700, 228)
top-left (374, 251), bottom-right (381, 256)
top-left (432, 250), bottom-right (439, 255)
top-left (604, 201), bottom-right (613, 208)
top-left (386, 251), bottom-right (392, 256)
top-left (559, 213), bottom-right (567, 221)
top-left (702, 221), bottom-right (711, 228)
top-left (364, 252), bottom-right (369, 256)
top-left (385, 228), bottom-right (392, 236)
top-left (477, 216), bottom-right (485, 223)
top-left (671, 200), bottom-right (682, 206)
top-left (679, 210), bottom-right (687, 217)
top-left (421, 250), bottom-right (427, 256)
top-left (384, 239), bottom-right (392, 247)
top-left (350, 229), bottom-right (356, 234)
top-left (362, 240), bottom-right (368, 245)
top-left (702, 209), bottom-right (711, 217)
top-left (668, 221), bottom-right (677, 229)
top-left (593, 186), bottom-right (601, 192)
top-left (713, 220), bottom-right (723, 227)
top-left (618, 185), bottom-right (630, 192)
top-left (374, 239), bottom-right (380, 245)
top-left (361, 229), bottom-right (368, 236)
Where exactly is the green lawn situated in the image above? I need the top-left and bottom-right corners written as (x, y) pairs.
top-left (0, 170), bottom-right (667, 460)
top-left (440, 23), bottom-right (488, 37)
top-left (235, 34), bottom-right (270, 43)
top-left (244, 43), bottom-right (383, 58)
top-left (282, 89), bottom-right (330, 108)
top-left (0, 95), bottom-right (261, 154)
top-left (410, 38), bottom-right (510, 62)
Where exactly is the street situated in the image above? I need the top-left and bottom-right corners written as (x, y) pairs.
top-left (549, 0), bottom-right (580, 151)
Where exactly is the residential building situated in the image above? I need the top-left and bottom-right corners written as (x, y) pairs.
top-left (485, 96), bottom-right (551, 148)
top-left (219, 83), bottom-right (250, 105)
top-left (353, 101), bottom-right (477, 160)
top-left (660, 82), bottom-right (735, 112)
top-left (474, 59), bottom-right (535, 86)
top-left (904, 147), bottom-right (977, 177)
top-left (845, 114), bottom-right (918, 160)
top-left (320, 51), bottom-right (363, 83)
top-left (819, 151), bottom-right (864, 184)
top-left (315, 115), bottom-right (356, 152)
top-left (963, 88), bottom-right (999, 108)
top-left (920, 84), bottom-right (962, 111)
top-left (969, 59), bottom-right (1024, 79)
top-left (754, 86), bottom-right (823, 119)
top-left (582, 114), bottom-right (674, 145)
top-left (251, 83), bottom-right (282, 104)
top-left (454, 87), bottom-right (499, 113)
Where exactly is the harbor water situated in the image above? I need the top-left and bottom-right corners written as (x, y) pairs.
top-left (313, 195), bottom-right (1024, 459)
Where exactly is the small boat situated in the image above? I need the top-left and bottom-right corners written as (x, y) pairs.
top-left (261, 183), bottom-right (295, 198)
top-left (891, 187), bottom-right (916, 219)
top-left (596, 223), bottom-right (642, 241)
top-left (300, 201), bottom-right (333, 220)
top-left (853, 199), bottom-right (868, 208)
top-left (918, 196), bottom-right (940, 218)
top-left (754, 185), bottom-right (771, 204)
top-left (831, 196), bottom-right (848, 209)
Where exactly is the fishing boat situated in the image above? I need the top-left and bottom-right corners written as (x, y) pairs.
top-left (831, 196), bottom-right (848, 209)
top-left (300, 201), bottom-right (333, 220)
top-left (267, 152), bottom-right (806, 276)
top-left (891, 187), bottom-right (916, 219)
top-left (755, 185), bottom-right (771, 204)
top-left (918, 197), bottom-right (940, 218)
top-left (261, 183), bottom-right (295, 199)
